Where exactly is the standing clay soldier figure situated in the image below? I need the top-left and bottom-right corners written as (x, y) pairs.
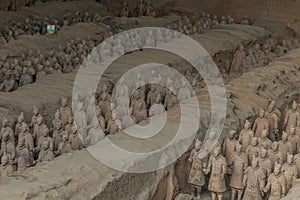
top-left (55, 134), bottom-right (71, 156)
top-left (230, 44), bottom-right (246, 73)
top-left (264, 163), bottom-right (287, 200)
top-left (284, 101), bottom-right (299, 132)
top-left (288, 127), bottom-right (300, 154)
top-left (30, 106), bottom-right (42, 130)
top-left (14, 112), bottom-right (27, 140)
top-left (0, 117), bottom-right (15, 145)
top-left (136, 0), bottom-right (145, 16)
top-left (279, 131), bottom-right (293, 163)
top-left (52, 121), bottom-right (65, 151)
top-left (65, 116), bottom-right (74, 137)
top-left (86, 117), bottom-right (105, 146)
top-left (0, 153), bottom-right (14, 177)
top-left (258, 129), bottom-right (272, 149)
top-left (37, 127), bottom-right (54, 153)
top-left (96, 107), bottom-right (106, 130)
top-left (18, 124), bottom-right (34, 164)
top-left (120, 1), bottom-right (130, 17)
top-left (227, 143), bottom-right (248, 200)
top-left (238, 120), bottom-right (254, 151)
top-left (106, 116), bottom-right (119, 135)
top-left (265, 101), bottom-right (281, 141)
top-left (204, 146), bottom-right (227, 200)
top-left (268, 142), bottom-right (283, 168)
top-left (0, 133), bottom-right (16, 161)
top-left (246, 137), bottom-right (260, 164)
top-left (259, 147), bottom-right (272, 177)
top-left (294, 147), bottom-right (300, 175)
top-left (252, 109), bottom-right (269, 138)
top-left (243, 156), bottom-right (266, 200)
top-left (188, 139), bottom-right (205, 199)
top-left (38, 141), bottom-right (55, 162)
top-left (282, 154), bottom-right (298, 191)
top-left (16, 137), bottom-right (31, 169)
top-left (222, 130), bottom-right (237, 161)
top-left (69, 125), bottom-right (83, 151)
top-left (52, 109), bottom-right (62, 132)
top-left (59, 96), bottom-right (72, 125)
top-left (74, 102), bottom-right (87, 140)
top-left (33, 116), bottom-right (47, 146)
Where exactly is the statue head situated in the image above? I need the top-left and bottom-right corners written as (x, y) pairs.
top-left (259, 109), bottom-right (265, 118)
top-left (42, 127), bottom-right (49, 137)
top-left (33, 106), bottom-right (39, 116)
top-left (1, 153), bottom-right (9, 166)
top-left (21, 123), bottom-right (29, 133)
top-left (289, 127), bottom-right (296, 135)
top-left (236, 142), bottom-right (242, 153)
top-left (287, 154), bottom-right (294, 165)
top-left (274, 163), bottom-right (282, 176)
top-left (251, 137), bottom-right (258, 146)
top-left (61, 96), bottom-right (68, 107)
top-left (244, 120), bottom-right (251, 129)
top-left (42, 140), bottom-right (50, 151)
top-left (228, 130), bottom-right (236, 140)
top-left (54, 109), bottom-right (61, 120)
top-left (272, 142), bottom-right (279, 152)
top-left (194, 139), bottom-right (202, 152)
top-left (260, 147), bottom-right (267, 159)
top-left (282, 131), bottom-right (288, 141)
top-left (292, 101), bottom-right (298, 110)
top-left (261, 129), bottom-right (268, 139)
top-left (213, 146), bottom-right (221, 158)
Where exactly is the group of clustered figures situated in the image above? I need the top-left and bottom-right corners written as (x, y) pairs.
top-left (119, 0), bottom-right (156, 17)
top-left (188, 100), bottom-right (300, 200)
top-left (0, 61), bottom-right (196, 177)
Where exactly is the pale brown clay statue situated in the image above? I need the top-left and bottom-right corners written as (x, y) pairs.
top-left (14, 112), bottom-right (27, 140)
top-left (69, 125), bottom-right (83, 151)
top-left (264, 163), bottom-right (286, 200)
top-left (259, 147), bottom-right (272, 177)
top-left (265, 101), bottom-right (281, 141)
top-left (246, 137), bottom-right (260, 164)
top-left (258, 129), bottom-right (272, 150)
top-left (238, 120), bottom-right (254, 151)
top-left (243, 156), bottom-right (266, 200)
top-left (1, 117), bottom-right (15, 145)
top-left (188, 139), bottom-right (205, 199)
top-left (55, 134), bottom-right (72, 156)
top-left (268, 142), bottom-right (283, 168)
top-left (284, 101), bottom-right (299, 132)
top-left (204, 146), bottom-right (227, 200)
top-left (0, 153), bottom-right (14, 177)
top-left (279, 131), bottom-right (293, 163)
top-left (38, 140), bottom-right (55, 162)
top-left (30, 105), bottom-right (42, 130)
top-left (252, 109), bottom-right (269, 139)
top-left (288, 127), bottom-right (300, 154)
top-left (227, 143), bottom-right (248, 200)
top-left (60, 96), bottom-right (72, 125)
top-left (222, 130), bottom-right (237, 161)
top-left (282, 154), bottom-right (298, 192)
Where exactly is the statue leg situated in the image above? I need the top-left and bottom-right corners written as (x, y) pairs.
top-left (211, 192), bottom-right (216, 200)
top-left (191, 185), bottom-right (196, 197)
top-left (195, 186), bottom-right (202, 199)
top-left (217, 192), bottom-right (223, 200)
top-left (237, 189), bottom-right (243, 200)
top-left (231, 188), bottom-right (236, 200)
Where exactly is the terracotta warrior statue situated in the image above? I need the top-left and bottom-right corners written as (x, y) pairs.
top-left (86, 117), bottom-right (105, 146)
top-left (59, 96), bottom-right (72, 125)
top-left (284, 101), bottom-right (299, 132)
top-left (33, 116), bottom-right (47, 146)
top-left (258, 129), bottom-right (272, 150)
top-left (227, 142), bottom-right (248, 200)
top-left (279, 131), bottom-right (293, 163)
top-left (16, 137), bottom-right (32, 168)
top-left (246, 137), bottom-right (260, 164)
top-left (259, 147), bottom-right (272, 177)
top-left (230, 44), bottom-right (246, 73)
top-left (0, 153), bottom-right (14, 177)
top-left (188, 139), bottom-right (205, 199)
top-left (243, 156), bottom-right (266, 200)
top-left (52, 109), bottom-right (62, 132)
top-left (265, 101), bottom-right (281, 141)
top-left (14, 112), bottom-right (27, 140)
top-left (74, 102), bottom-right (87, 140)
top-left (282, 154), bottom-right (298, 192)
top-left (264, 163), bottom-right (287, 200)
top-left (18, 123), bottom-right (34, 162)
top-left (55, 133), bottom-right (71, 156)
top-left (37, 127), bottom-right (54, 153)
top-left (294, 146), bottom-right (300, 175)
top-left (238, 120), bottom-right (254, 151)
top-left (204, 146), bottom-right (227, 200)
top-left (65, 116), bottom-right (74, 137)
top-left (252, 109), bottom-right (269, 139)
top-left (288, 127), bottom-right (300, 154)
top-left (69, 125), bottom-right (83, 151)
top-left (222, 130), bottom-right (237, 161)
top-left (52, 121), bottom-right (65, 151)
top-left (268, 142), bottom-right (283, 168)
top-left (0, 117), bottom-right (15, 145)
top-left (0, 133), bottom-right (16, 162)
top-left (38, 140), bottom-right (55, 162)
top-left (30, 105), bottom-right (42, 130)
